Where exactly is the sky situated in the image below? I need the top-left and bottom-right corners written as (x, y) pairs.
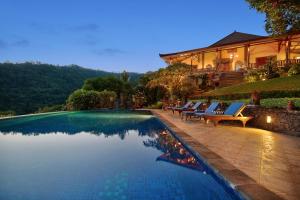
top-left (0, 0), bottom-right (267, 73)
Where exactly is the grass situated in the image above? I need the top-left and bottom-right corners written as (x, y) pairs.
top-left (202, 75), bottom-right (300, 96)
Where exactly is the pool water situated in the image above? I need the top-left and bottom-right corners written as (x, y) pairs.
top-left (0, 111), bottom-right (241, 200)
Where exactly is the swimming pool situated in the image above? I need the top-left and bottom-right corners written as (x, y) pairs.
top-left (0, 111), bottom-right (242, 200)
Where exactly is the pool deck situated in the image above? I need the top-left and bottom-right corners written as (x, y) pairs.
top-left (151, 109), bottom-right (300, 200)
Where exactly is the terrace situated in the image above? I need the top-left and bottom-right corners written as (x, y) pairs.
top-left (152, 109), bottom-right (300, 200)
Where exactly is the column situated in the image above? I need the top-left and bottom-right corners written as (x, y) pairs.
top-left (202, 52), bottom-right (205, 69)
top-left (285, 39), bottom-right (291, 64)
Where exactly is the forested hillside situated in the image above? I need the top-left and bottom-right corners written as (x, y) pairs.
top-left (0, 62), bottom-right (141, 114)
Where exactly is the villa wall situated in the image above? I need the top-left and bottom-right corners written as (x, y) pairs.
top-left (291, 35), bottom-right (300, 59)
top-left (168, 34), bottom-right (300, 71)
top-left (181, 57), bottom-right (192, 66)
top-left (249, 42), bottom-right (284, 63)
top-left (244, 106), bottom-right (300, 137)
top-left (204, 52), bottom-right (215, 68)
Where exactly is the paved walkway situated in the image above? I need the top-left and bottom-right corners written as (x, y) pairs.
top-left (153, 110), bottom-right (300, 200)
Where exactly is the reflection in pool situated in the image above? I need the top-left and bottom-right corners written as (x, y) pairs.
top-left (0, 111), bottom-right (241, 200)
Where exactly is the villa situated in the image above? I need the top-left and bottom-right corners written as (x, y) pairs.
top-left (160, 31), bottom-right (300, 87)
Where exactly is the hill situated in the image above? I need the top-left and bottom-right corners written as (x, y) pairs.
top-left (0, 62), bottom-right (141, 114)
top-left (202, 75), bottom-right (300, 97)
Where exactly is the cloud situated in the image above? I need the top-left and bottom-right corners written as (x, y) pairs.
top-left (0, 40), bottom-right (7, 49)
top-left (0, 39), bottom-right (30, 49)
top-left (67, 24), bottom-right (100, 32)
top-left (12, 39), bottom-right (30, 47)
top-left (92, 48), bottom-right (125, 56)
top-left (29, 22), bottom-right (58, 34)
top-left (29, 22), bottom-right (101, 34)
top-left (81, 35), bottom-right (100, 46)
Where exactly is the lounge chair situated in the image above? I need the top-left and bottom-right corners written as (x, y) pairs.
top-left (181, 102), bottom-right (204, 119)
top-left (172, 101), bottom-right (193, 114)
top-left (203, 102), bottom-right (253, 127)
top-left (181, 102), bottom-right (205, 119)
top-left (163, 100), bottom-right (176, 111)
top-left (193, 102), bottom-right (220, 120)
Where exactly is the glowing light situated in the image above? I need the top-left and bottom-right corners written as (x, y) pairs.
top-left (266, 116), bottom-right (272, 124)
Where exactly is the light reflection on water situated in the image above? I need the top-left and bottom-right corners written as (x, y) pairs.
top-left (0, 111), bottom-right (240, 200)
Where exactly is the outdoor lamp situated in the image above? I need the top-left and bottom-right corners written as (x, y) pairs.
top-left (266, 116), bottom-right (272, 124)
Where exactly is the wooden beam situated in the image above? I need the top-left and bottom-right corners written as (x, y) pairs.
top-left (247, 45), bottom-right (250, 67)
top-left (244, 44), bottom-right (248, 66)
top-left (286, 39), bottom-right (291, 64)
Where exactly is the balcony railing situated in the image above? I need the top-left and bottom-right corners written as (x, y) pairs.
top-left (189, 58), bottom-right (300, 74)
top-left (249, 59), bottom-right (300, 68)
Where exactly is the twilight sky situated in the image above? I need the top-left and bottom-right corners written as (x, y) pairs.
top-left (0, 0), bottom-right (266, 72)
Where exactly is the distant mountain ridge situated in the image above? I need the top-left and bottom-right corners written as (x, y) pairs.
top-left (0, 62), bottom-right (141, 114)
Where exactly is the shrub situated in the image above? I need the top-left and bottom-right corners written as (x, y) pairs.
top-left (288, 64), bottom-right (300, 76)
top-left (97, 90), bottom-right (117, 108)
top-left (265, 72), bottom-right (280, 79)
top-left (146, 101), bottom-right (163, 109)
top-left (245, 70), bottom-right (260, 82)
top-left (201, 90), bottom-right (300, 100)
top-left (263, 58), bottom-right (280, 80)
top-left (245, 69), bottom-right (267, 82)
top-left (144, 85), bottom-right (169, 105)
top-left (37, 104), bottom-right (65, 113)
top-left (197, 73), bottom-right (209, 90)
top-left (172, 76), bottom-right (198, 101)
top-left (0, 110), bottom-right (16, 117)
top-left (67, 89), bottom-right (116, 110)
top-left (278, 64), bottom-right (291, 75)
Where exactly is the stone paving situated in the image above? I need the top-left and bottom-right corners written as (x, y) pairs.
top-left (152, 109), bottom-right (300, 200)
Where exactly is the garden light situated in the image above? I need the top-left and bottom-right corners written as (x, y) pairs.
top-left (266, 116), bottom-right (272, 124)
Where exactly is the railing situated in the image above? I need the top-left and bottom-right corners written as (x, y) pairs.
top-left (277, 59), bottom-right (300, 66)
top-left (190, 59), bottom-right (300, 74)
top-left (249, 59), bottom-right (300, 68)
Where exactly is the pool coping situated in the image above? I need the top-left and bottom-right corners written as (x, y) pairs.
top-left (0, 111), bottom-right (70, 120)
top-left (150, 110), bottom-right (284, 200)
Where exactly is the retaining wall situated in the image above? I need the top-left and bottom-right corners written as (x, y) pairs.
top-left (244, 106), bottom-right (300, 136)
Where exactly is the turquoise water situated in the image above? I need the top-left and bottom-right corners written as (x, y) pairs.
top-left (0, 111), bottom-right (240, 200)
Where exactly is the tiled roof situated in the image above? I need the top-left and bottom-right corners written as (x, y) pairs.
top-left (160, 31), bottom-right (267, 57)
top-left (209, 31), bottom-right (266, 47)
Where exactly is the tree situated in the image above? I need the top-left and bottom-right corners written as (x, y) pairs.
top-left (172, 76), bottom-right (198, 102)
top-left (82, 76), bottom-right (134, 108)
top-left (146, 63), bottom-right (196, 100)
top-left (83, 76), bottom-right (124, 97)
top-left (246, 0), bottom-right (300, 35)
top-left (120, 70), bottom-right (129, 82)
top-left (66, 89), bottom-right (116, 110)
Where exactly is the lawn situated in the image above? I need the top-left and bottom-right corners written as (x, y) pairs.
top-left (191, 98), bottom-right (300, 108)
top-left (218, 98), bottom-right (300, 108)
top-left (202, 75), bottom-right (300, 96)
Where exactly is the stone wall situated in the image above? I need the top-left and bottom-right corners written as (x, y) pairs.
top-left (244, 106), bottom-right (300, 136)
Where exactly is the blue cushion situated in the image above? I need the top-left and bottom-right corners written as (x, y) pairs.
top-left (192, 102), bottom-right (202, 110)
top-left (194, 102), bottom-right (219, 116)
top-left (224, 102), bottom-right (244, 116)
top-left (205, 102), bottom-right (219, 114)
top-left (183, 101), bottom-right (192, 109)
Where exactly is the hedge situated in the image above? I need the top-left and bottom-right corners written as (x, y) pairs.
top-left (200, 90), bottom-right (300, 100)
